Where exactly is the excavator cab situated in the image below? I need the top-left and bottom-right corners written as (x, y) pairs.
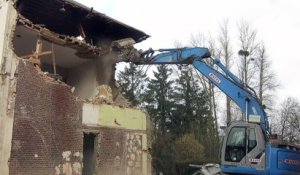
top-left (220, 122), bottom-right (266, 175)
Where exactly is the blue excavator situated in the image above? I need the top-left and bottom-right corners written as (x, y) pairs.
top-left (112, 38), bottom-right (300, 175)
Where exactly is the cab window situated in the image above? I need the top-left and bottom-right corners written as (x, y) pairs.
top-left (225, 127), bottom-right (246, 162)
top-left (248, 128), bottom-right (257, 152)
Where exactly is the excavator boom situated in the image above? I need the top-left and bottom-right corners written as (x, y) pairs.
top-left (132, 47), bottom-right (269, 134)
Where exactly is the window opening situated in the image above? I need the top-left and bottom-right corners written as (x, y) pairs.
top-left (83, 133), bottom-right (96, 175)
top-left (225, 127), bottom-right (246, 162)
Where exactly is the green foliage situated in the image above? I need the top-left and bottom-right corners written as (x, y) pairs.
top-left (172, 66), bottom-right (220, 162)
top-left (152, 133), bottom-right (205, 175)
top-left (151, 133), bottom-right (177, 175)
top-left (173, 134), bottom-right (205, 164)
top-left (173, 133), bottom-right (206, 174)
top-left (143, 65), bottom-right (175, 134)
top-left (171, 66), bottom-right (210, 135)
top-left (117, 63), bottom-right (148, 106)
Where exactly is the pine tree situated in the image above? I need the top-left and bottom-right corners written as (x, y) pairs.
top-left (144, 65), bottom-right (174, 134)
top-left (172, 66), bottom-right (210, 135)
top-left (173, 65), bottom-right (220, 162)
top-left (117, 63), bottom-right (148, 106)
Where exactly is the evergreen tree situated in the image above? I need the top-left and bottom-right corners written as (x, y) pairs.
top-left (172, 66), bottom-right (210, 135)
top-left (173, 65), bottom-right (219, 162)
top-left (145, 65), bottom-right (177, 174)
top-left (144, 65), bottom-right (174, 134)
top-left (117, 63), bottom-right (148, 106)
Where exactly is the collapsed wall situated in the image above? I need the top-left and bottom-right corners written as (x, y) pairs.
top-left (0, 0), bottom-right (151, 174)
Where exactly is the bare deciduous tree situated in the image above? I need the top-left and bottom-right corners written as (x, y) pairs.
top-left (254, 42), bottom-right (279, 110)
top-left (278, 97), bottom-right (300, 145)
top-left (190, 33), bottom-right (206, 48)
top-left (237, 20), bottom-right (258, 87)
top-left (218, 19), bottom-right (233, 125)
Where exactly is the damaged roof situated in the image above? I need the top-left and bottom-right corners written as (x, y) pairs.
top-left (15, 0), bottom-right (150, 44)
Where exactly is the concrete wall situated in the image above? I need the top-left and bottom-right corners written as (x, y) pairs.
top-left (0, 1), bottom-right (18, 175)
top-left (0, 0), bottom-right (9, 61)
top-left (82, 104), bottom-right (151, 175)
top-left (9, 61), bottom-right (83, 175)
top-left (82, 104), bottom-right (146, 130)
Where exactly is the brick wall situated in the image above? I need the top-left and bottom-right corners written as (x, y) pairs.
top-left (95, 127), bottom-right (144, 175)
top-left (9, 60), bottom-right (83, 175)
top-left (95, 127), bottom-right (125, 175)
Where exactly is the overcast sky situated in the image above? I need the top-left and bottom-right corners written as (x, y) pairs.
top-left (77, 0), bottom-right (300, 103)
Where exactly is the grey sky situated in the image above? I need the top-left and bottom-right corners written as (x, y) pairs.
top-left (76, 0), bottom-right (300, 102)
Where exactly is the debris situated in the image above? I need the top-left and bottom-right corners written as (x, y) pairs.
top-left (71, 87), bottom-right (76, 93)
top-left (88, 85), bottom-right (113, 104)
top-left (114, 91), bottom-right (132, 108)
top-left (32, 63), bottom-right (67, 86)
top-left (76, 36), bottom-right (84, 41)
top-left (111, 38), bottom-right (141, 63)
top-left (190, 163), bottom-right (223, 175)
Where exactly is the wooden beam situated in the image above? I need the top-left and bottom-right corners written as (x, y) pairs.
top-left (21, 51), bottom-right (52, 59)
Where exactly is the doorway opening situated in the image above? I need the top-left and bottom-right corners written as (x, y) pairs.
top-left (83, 133), bottom-right (96, 175)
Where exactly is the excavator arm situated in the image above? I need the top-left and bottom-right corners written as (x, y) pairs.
top-left (127, 47), bottom-right (269, 134)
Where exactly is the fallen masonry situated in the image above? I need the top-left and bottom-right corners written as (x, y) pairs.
top-left (0, 0), bottom-right (151, 175)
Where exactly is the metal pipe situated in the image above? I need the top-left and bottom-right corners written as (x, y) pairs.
top-left (245, 99), bottom-right (249, 122)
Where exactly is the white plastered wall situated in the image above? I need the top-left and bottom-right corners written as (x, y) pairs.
top-left (0, 1), bottom-right (18, 174)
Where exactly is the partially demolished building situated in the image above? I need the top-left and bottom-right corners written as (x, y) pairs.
top-left (0, 0), bottom-right (151, 174)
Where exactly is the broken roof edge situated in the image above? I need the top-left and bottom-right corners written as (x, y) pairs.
top-left (17, 14), bottom-right (111, 59)
top-left (57, 0), bottom-right (150, 43)
top-left (11, 0), bottom-right (150, 44)
top-left (63, 0), bottom-right (150, 43)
